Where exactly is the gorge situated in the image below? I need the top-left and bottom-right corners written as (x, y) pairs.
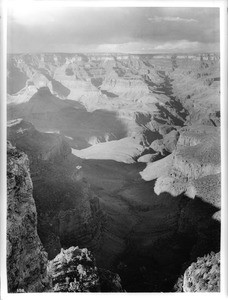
top-left (7, 52), bottom-right (221, 292)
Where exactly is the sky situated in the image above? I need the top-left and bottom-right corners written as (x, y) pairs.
top-left (7, 2), bottom-right (220, 54)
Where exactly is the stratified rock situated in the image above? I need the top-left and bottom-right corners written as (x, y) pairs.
top-left (7, 142), bottom-right (49, 292)
top-left (48, 246), bottom-right (123, 292)
top-left (183, 252), bottom-right (220, 292)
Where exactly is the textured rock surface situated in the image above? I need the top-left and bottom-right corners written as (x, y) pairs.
top-left (141, 125), bottom-right (220, 205)
top-left (7, 142), bottom-right (49, 292)
top-left (183, 252), bottom-right (220, 292)
top-left (170, 59), bottom-right (220, 126)
top-left (48, 246), bottom-right (123, 292)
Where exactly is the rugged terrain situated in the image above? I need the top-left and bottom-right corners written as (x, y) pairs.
top-left (7, 142), bottom-right (123, 293)
top-left (7, 53), bottom-right (220, 292)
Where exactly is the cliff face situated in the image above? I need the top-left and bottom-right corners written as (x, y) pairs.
top-left (7, 142), bottom-right (49, 292)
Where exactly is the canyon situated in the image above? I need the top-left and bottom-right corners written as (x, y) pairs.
top-left (7, 53), bottom-right (220, 292)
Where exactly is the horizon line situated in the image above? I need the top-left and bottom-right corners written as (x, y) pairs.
top-left (7, 51), bottom-right (220, 55)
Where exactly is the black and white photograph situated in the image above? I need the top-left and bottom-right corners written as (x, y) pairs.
top-left (1, 0), bottom-right (227, 296)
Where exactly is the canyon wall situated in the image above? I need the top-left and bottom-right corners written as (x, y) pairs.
top-left (7, 142), bottom-right (49, 292)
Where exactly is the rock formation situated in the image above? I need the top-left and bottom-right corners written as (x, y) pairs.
top-left (183, 252), bottom-right (220, 292)
top-left (7, 142), bottom-right (49, 292)
top-left (48, 246), bottom-right (123, 292)
top-left (140, 125), bottom-right (220, 203)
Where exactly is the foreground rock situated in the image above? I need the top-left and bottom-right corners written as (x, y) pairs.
top-left (183, 252), bottom-right (220, 292)
top-left (48, 246), bottom-right (123, 292)
top-left (7, 142), bottom-right (49, 292)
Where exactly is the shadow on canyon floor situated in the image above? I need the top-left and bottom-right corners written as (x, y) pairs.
top-left (32, 153), bottom-right (220, 292)
top-left (115, 194), bottom-right (220, 292)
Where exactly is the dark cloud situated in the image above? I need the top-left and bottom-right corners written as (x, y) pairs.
top-left (8, 6), bottom-right (220, 53)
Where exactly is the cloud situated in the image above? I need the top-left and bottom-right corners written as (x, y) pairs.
top-left (7, 6), bottom-right (220, 53)
top-left (154, 40), bottom-right (200, 51)
top-left (148, 16), bottom-right (198, 23)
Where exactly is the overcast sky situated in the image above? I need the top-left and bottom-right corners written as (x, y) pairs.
top-left (7, 5), bottom-right (220, 53)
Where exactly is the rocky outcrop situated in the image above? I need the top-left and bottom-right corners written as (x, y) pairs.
top-left (47, 246), bottom-right (123, 292)
top-left (7, 142), bottom-right (49, 292)
top-left (183, 252), bottom-right (220, 292)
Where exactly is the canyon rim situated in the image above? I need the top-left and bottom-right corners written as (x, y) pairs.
top-left (2, 1), bottom-right (225, 296)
